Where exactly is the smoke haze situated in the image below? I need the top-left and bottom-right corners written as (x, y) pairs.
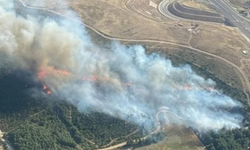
top-left (0, 0), bottom-right (244, 132)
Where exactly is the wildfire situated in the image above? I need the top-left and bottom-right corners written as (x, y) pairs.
top-left (82, 75), bottom-right (99, 82)
top-left (37, 66), bottom-right (135, 95)
top-left (46, 90), bottom-right (52, 95)
top-left (37, 66), bottom-right (215, 96)
top-left (37, 70), bottom-right (47, 79)
top-left (38, 66), bottom-right (73, 79)
top-left (43, 85), bottom-right (47, 90)
top-left (175, 85), bottom-right (215, 92)
top-left (42, 84), bottom-right (52, 95)
top-left (123, 83), bottom-right (132, 87)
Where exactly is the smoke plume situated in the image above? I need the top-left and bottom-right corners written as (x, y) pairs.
top-left (0, 0), bottom-right (244, 132)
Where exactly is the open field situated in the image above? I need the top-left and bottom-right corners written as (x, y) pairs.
top-left (136, 125), bottom-right (204, 150)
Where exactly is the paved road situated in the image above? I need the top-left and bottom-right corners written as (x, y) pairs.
top-left (158, 0), bottom-right (179, 21)
top-left (209, 0), bottom-right (250, 41)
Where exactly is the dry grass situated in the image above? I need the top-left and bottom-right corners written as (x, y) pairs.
top-left (69, 0), bottom-right (190, 45)
top-left (190, 25), bottom-right (250, 67)
top-left (136, 125), bottom-right (204, 150)
top-left (125, 0), bottom-right (169, 22)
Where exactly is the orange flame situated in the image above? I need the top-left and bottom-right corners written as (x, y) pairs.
top-left (123, 83), bottom-right (132, 87)
top-left (37, 66), bottom-right (215, 96)
top-left (43, 85), bottom-right (47, 90)
top-left (46, 90), bottom-right (52, 95)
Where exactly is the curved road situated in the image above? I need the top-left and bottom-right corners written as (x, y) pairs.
top-left (97, 106), bottom-right (182, 150)
top-left (158, 0), bottom-right (179, 21)
top-left (167, 2), bottom-right (224, 23)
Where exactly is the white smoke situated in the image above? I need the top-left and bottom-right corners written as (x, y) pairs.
top-left (0, 0), bottom-right (244, 132)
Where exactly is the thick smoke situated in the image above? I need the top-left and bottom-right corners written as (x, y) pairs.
top-left (0, 0), bottom-right (243, 132)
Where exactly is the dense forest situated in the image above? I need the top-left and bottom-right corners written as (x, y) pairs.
top-left (201, 128), bottom-right (250, 150)
top-left (7, 104), bottom-right (144, 150)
